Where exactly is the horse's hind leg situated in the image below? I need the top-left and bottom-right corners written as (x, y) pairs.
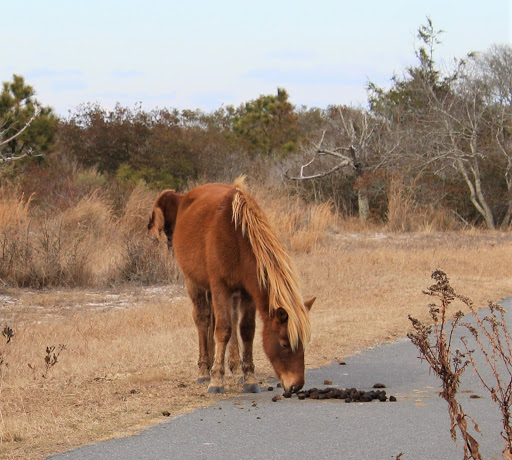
top-left (186, 279), bottom-right (213, 384)
top-left (208, 283), bottom-right (233, 394)
top-left (239, 292), bottom-right (260, 393)
top-left (228, 292), bottom-right (242, 380)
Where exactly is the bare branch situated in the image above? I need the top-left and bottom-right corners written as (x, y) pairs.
top-left (0, 149), bottom-right (43, 163)
top-left (0, 108), bottom-right (39, 148)
top-left (285, 138), bottom-right (357, 181)
top-left (285, 156), bottom-right (353, 180)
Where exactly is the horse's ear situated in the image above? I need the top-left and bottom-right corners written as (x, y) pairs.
top-left (276, 307), bottom-right (288, 323)
top-left (304, 297), bottom-right (316, 311)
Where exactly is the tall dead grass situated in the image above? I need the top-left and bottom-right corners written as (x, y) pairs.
top-left (0, 184), bottom-right (180, 288)
top-left (386, 177), bottom-right (460, 232)
top-left (246, 182), bottom-right (338, 253)
top-left (0, 188), bottom-right (32, 231)
top-left (0, 178), bottom-right (468, 289)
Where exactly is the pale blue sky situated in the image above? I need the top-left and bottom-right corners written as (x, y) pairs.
top-left (2, 0), bottom-right (510, 115)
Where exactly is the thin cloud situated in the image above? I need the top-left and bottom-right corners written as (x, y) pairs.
top-left (243, 67), bottom-right (367, 87)
top-left (26, 69), bottom-right (84, 79)
top-left (50, 79), bottom-right (88, 92)
top-left (112, 70), bottom-right (145, 79)
top-left (266, 49), bottom-right (317, 61)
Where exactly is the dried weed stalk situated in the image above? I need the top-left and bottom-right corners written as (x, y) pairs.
top-left (28, 344), bottom-right (67, 379)
top-left (460, 300), bottom-right (512, 459)
top-left (408, 270), bottom-right (482, 460)
top-left (0, 325), bottom-right (14, 372)
top-left (43, 344), bottom-right (66, 378)
top-left (1, 326), bottom-right (13, 344)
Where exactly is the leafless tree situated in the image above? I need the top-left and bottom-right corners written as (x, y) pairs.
top-left (478, 45), bottom-right (512, 226)
top-left (286, 106), bottom-right (397, 221)
top-left (411, 45), bottom-right (512, 229)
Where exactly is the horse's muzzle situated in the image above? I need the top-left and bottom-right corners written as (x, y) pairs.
top-left (289, 384), bottom-right (303, 393)
top-left (281, 379), bottom-right (304, 394)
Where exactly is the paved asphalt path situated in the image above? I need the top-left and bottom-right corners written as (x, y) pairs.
top-left (49, 299), bottom-right (512, 460)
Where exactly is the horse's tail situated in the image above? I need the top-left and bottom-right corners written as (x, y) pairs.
top-left (231, 176), bottom-right (311, 350)
top-left (149, 190), bottom-right (184, 247)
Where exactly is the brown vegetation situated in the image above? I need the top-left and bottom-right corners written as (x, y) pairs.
top-left (409, 270), bottom-right (512, 459)
top-left (0, 181), bottom-right (511, 458)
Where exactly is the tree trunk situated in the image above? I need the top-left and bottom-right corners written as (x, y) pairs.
top-left (358, 190), bottom-right (370, 222)
top-left (456, 158), bottom-right (496, 230)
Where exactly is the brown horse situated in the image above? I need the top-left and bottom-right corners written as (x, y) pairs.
top-left (148, 177), bottom-right (314, 394)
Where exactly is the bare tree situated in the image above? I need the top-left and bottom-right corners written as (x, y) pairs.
top-left (434, 65), bottom-right (497, 229)
top-left (286, 106), bottom-right (396, 221)
top-left (423, 45), bottom-right (512, 229)
top-left (368, 17), bottom-right (512, 229)
top-left (478, 45), bottom-right (512, 226)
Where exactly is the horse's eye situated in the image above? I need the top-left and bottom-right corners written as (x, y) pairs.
top-left (281, 342), bottom-right (289, 349)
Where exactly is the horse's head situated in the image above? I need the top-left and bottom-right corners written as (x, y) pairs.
top-left (262, 297), bottom-right (315, 393)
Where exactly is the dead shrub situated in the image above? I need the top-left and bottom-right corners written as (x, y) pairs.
top-left (117, 236), bottom-right (182, 284)
top-left (117, 182), bottom-right (156, 235)
top-left (0, 192), bottom-right (120, 287)
top-left (0, 183), bottom-right (178, 287)
top-left (408, 270), bottom-right (482, 459)
top-left (409, 270), bottom-right (512, 459)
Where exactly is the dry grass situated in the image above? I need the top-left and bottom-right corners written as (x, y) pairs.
top-left (1, 183), bottom-right (512, 459)
top-left (0, 184), bottom-right (180, 288)
top-left (386, 177), bottom-right (460, 232)
top-left (1, 232), bottom-right (511, 459)
top-left (0, 188), bottom-right (32, 231)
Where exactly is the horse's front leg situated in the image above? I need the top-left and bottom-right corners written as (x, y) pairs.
top-left (208, 285), bottom-right (233, 394)
top-left (239, 294), bottom-right (260, 393)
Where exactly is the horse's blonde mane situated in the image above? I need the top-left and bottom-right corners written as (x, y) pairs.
top-left (232, 176), bottom-right (311, 351)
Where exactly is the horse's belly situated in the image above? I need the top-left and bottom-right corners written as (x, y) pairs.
top-left (173, 184), bottom-right (243, 291)
top-left (173, 238), bottom-right (210, 290)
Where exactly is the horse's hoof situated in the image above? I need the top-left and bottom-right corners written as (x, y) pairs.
top-left (243, 383), bottom-right (261, 393)
top-left (197, 377), bottom-right (210, 384)
top-left (208, 386), bottom-right (225, 394)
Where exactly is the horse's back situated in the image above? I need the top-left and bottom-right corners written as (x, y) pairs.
top-left (173, 183), bottom-right (241, 290)
top-left (178, 183), bottom-right (233, 216)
